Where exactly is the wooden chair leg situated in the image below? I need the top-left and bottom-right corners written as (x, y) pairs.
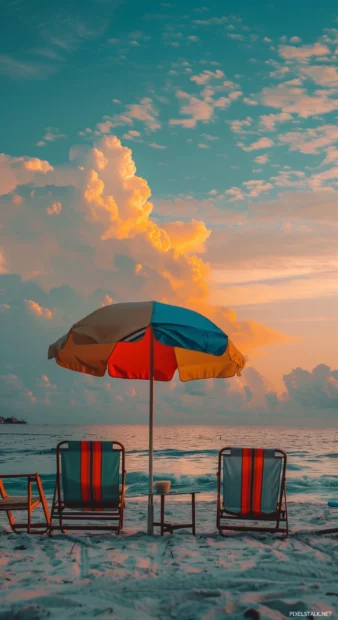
top-left (216, 504), bottom-right (221, 533)
top-left (119, 497), bottom-right (125, 532)
top-left (27, 478), bottom-right (32, 534)
top-left (6, 510), bottom-right (17, 533)
top-left (0, 481), bottom-right (16, 533)
top-left (49, 483), bottom-right (58, 536)
top-left (58, 502), bottom-right (64, 532)
top-left (160, 495), bottom-right (165, 536)
top-left (36, 475), bottom-right (50, 531)
top-left (192, 493), bottom-right (196, 535)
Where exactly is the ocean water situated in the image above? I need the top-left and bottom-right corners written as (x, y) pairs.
top-left (1, 424), bottom-right (338, 503)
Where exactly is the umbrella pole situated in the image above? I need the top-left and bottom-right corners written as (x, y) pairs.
top-left (147, 328), bottom-right (155, 536)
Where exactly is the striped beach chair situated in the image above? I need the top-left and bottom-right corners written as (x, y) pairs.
top-left (217, 447), bottom-right (288, 536)
top-left (50, 441), bottom-right (126, 534)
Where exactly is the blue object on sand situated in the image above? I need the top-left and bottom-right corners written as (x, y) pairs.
top-left (328, 500), bottom-right (338, 508)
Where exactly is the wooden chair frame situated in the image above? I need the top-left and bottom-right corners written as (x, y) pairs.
top-left (217, 447), bottom-right (288, 537)
top-left (0, 473), bottom-right (50, 534)
top-left (50, 441), bottom-right (126, 535)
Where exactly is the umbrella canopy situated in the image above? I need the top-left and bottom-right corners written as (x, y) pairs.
top-left (48, 301), bottom-right (244, 379)
top-left (48, 300), bottom-right (245, 534)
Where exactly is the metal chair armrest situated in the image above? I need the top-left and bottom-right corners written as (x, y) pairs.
top-left (0, 474), bottom-right (42, 502)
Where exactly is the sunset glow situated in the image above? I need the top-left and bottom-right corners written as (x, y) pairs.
top-left (1, 0), bottom-right (337, 425)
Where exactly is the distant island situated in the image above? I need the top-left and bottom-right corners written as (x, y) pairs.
top-left (0, 416), bottom-right (27, 424)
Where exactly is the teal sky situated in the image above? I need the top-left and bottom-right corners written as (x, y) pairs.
top-left (2, 0), bottom-right (338, 197)
top-left (1, 0), bottom-right (338, 424)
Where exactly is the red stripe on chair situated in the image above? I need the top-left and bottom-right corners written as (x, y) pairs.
top-left (80, 441), bottom-right (91, 506)
top-left (92, 441), bottom-right (102, 505)
top-left (241, 448), bottom-right (252, 515)
top-left (252, 448), bottom-right (264, 514)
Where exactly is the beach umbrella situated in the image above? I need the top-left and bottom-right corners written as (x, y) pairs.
top-left (48, 300), bottom-right (245, 534)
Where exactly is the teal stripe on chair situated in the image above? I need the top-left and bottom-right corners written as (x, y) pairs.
top-left (261, 450), bottom-right (282, 514)
top-left (223, 448), bottom-right (243, 513)
top-left (101, 444), bottom-right (120, 507)
top-left (61, 441), bottom-right (82, 506)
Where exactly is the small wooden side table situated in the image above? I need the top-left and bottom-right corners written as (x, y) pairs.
top-left (151, 490), bottom-right (200, 536)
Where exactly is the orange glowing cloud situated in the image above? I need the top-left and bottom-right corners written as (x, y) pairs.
top-left (23, 158), bottom-right (54, 173)
top-left (46, 201), bottom-right (62, 215)
top-left (25, 299), bottom-right (53, 320)
top-left (162, 220), bottom-right (211, 254)
top-left (0, 135), bottom-right (291, 359)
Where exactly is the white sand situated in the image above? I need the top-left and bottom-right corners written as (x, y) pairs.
top-left (1, 500), bottom-right (338, 620)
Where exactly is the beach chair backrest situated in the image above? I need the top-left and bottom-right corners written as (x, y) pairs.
top-left (60, 441), bottom-right (121, 508)
top-left (221, 448), bottom-right (284, 515)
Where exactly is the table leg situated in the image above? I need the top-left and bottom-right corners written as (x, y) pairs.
top-left (27, 478), bottom-right (32, 534)
top-left (192, 493), bottom-right (196, 535)
top-left (160, 495), bottom-right (165, 536)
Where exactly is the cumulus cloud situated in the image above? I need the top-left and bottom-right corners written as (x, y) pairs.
top-left (225, 187), bottom-right (245, 201)
top-left (4, 137), bottom-right (211, 298)
top-left (229, 117), bottom-right (253, 134)
top-left (243, 97), bottom-right (259, 106)
top-left (36, 127), bottom-right (67, 147)
top-left (161, 220), bottom-right (210, 254)
top-left (46, 201), bottom-right (62, 215)
top-left (284, 364), bottom-right (338, 409)
top-left (238, 137), bottom-right (275, 151)
top-left (259, 112), bottom-right (292, 131)
top-left (169, 82), bottom-right (241, 128)
top-left (322, 146), bottom-right (338, 165)
top-left (0, 154), bottom-right (54, 195)
top-left (190, 69), bottom-right (224, 85)
top-left (24, 158), bottom-right (54, 173)
top-left (148, 362), bottom-right (338, 425)
top-left (89, 99), bottom-right (161, 136)
top-left (25, 299), bottom-right (54, 319)
top-left (254, 154), bottom-right (269, 164)
top-left (0, 134), bottom-right (299, 422)
top-left (192, 16), bottom-right (228, 26)
top-left (278, 42), bottom-right (330, 62)
top-left (279, 125), bottom-right (338, 154)
top-left (169, 92), bottom-right (216, 128)
top-left (0, 137), bottom-right (236, 316)
top-left (261, 85), bottom-right (338, 118)
top-left (123, 98), bottom-right (161, 131)
top-left (148, 142), bottom-right (167, 149)
top-left (243, 180), bottom-right (273, 197)
top-left (301, 65), bottom-right (338, 86)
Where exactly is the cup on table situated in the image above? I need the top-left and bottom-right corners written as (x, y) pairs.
top-left (155, 480), bottom-right (171, 494)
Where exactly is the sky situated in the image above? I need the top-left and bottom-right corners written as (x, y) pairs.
top-left (1, 0), bottom-right (338, 425)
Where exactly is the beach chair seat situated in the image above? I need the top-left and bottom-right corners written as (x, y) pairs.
top-left (0, 474), bottom-right (50, 534)
top-left (0, 495), bottom-right (40, 509)
top-left (50, 441), bottom-right (126, 534)
top-left (217, 447), bottom-right (288, 536)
